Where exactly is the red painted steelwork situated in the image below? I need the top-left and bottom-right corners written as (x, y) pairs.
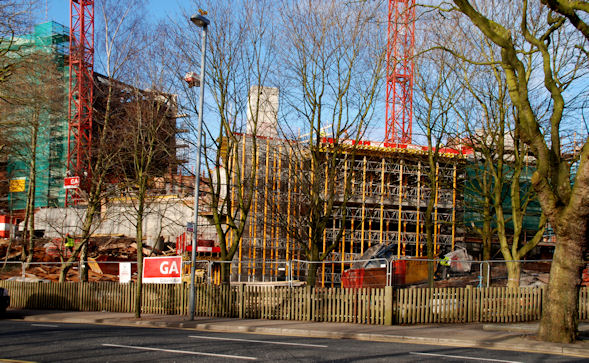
top-left (385, 0), bottom-right (415, 145)
top-left (66, 0), bottom-right (94, 206)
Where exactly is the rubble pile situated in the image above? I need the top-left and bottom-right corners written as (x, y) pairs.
top-left (0, 236), bottom-right (166, 282)
top-left (424, 263), bottom-right (551, 288)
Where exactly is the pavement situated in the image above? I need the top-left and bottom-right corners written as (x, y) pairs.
top-left (4, 309), bottom-right (589, 358)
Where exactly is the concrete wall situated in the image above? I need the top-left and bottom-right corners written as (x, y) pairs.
top-left (32, 197), bottom-right (217, 247)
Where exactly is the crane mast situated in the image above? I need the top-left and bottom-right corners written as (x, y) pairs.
top-left (66, 0), bottom-right (94, 205)
top-left (385, 0), bottom-right (415, 145)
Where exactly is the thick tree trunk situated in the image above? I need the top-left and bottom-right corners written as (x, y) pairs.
top-left (505, 259), bottom-right (521, 288)
top-left (306, 262), bottom-right (319, 287)
top-left (306, 245), bottom-right (320, 287)
top-left (220, 262), bottom-right (231, 285)
top-left (538, 219), bottom-right (587, 343)
top-left (219, 231), bottom-right (232, 285)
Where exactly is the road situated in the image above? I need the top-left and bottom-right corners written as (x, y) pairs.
top-left (0, 320), bottom-right (585, 362)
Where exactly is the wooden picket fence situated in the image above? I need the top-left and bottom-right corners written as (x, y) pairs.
top-left (396, 286), bottom-right (545, 324)
top-left (2, 281), bottom-right (589, 325)
top-left (1, 281), bottom-right (188, 315)
top-left (240, 286), bottom-right (388, 324)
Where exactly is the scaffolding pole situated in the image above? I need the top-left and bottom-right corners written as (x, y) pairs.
top-left (286, 149), bottom-right (292, 266)
top-left (397, 160), bottom-right (403, 257)
top-left (274, 147), bottom-right (282, 278)
top-left (238, 137), bottom-right (246, 276)
top-left (251, 143), bottom-right (261, 279)
top-left (416, 161), bottom-right (421, 256)
top-left (322, 161), bottom-right (328, 287)
top-left (360, 156), bottom-right (367, 254)
top-left (433, 162), bottom-right (439, 255)
top-left (262, 139), bottom-right (270, 277)
top-left (452, 163), bottom-right (457, 251)
top-left (379, 158), bottom-right (385, 245)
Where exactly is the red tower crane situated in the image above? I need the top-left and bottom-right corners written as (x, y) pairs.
top-left (66, 0), bottom-right (94, 206)
top-left (385, 0), bottom-right (415, 145)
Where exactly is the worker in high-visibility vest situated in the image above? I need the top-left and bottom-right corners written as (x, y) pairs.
top-left (441, 255), bottom-right (451, 267)
top-left (65, 233), bottom-right (75, 253)
top-left (438, 254), bottom-right (451, 280)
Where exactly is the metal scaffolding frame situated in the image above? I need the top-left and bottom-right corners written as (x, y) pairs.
top-left (223, 135), bottom-right (463, 283)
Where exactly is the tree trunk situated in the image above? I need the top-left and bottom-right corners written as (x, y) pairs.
top-left (481, 208), bottom-right (492, 284)
top-left (505, 259), bottom-right (521, 288)
top-left (59, 202), bottom-right (97, 282)
top-left (26, 181), bottom-right (35, 264)
top-left (538, 219), bottom-right (587, 343)
top-left (20, 201), bottom-right (29, 262)
top-left (23, 119), bottom-right (38, 264)
top-left (305, 245), bottom-right (320, 287)
top-left (220, 262), bottom-right (231, 285)
top-left (306, 262), bottom-right (319, 287)
top-left (26, 158), bottom-right (36, 264)
top-left (80, 242), bottom-right (88, 282)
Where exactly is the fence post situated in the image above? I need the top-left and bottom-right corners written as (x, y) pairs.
top-left (207, 261), bottom-right (212, 285)
top-left (78, 281), bottom-right (83, 311)
top-left (21, 262), bottom-right (25, 280)
top-left (384, 286), bottom-right (393, 325)
top-left (306, 286), bottom-right (312, 321)
top-left (238, 283), bottom-right (245, 319)
top-left (466, 285), bottom-right (473, 322)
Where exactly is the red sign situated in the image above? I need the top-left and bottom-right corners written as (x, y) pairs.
top-left (64, 176), bottom-right (80, 189)
top-left (142, 256), bottom-right (182, 284)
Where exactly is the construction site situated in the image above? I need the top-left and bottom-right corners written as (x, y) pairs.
top-left (220, 131), bottom-right (468, 285)
top-left (0, 1), bottom-right (558, 287)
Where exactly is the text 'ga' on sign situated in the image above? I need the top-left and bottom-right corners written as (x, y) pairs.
top-left (142, 256), bottom-right (183, 284)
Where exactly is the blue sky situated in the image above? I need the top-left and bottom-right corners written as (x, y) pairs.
top-left (38, 0), bottom-right (185, 28)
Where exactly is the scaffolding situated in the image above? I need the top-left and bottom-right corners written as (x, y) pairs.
top-left (223, 135), bottom-right (464, 284)
top-left (7, 22), bottom-right (69, 211)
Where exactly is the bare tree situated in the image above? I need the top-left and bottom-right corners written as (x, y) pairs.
top-left (165, 0), bottom-right (278, 284)
top-left (0, 0), bottom-right (35, 85)
top-left (59, 0), bottom-right (146, 282)
top-left (458, 69), bottom-right (546, 287)
top-left (413, 46), bottom-right (463, 286)
top-left (276, 0), bottom-right (386, 286)
top-left (0, 51), bottom-right (65, 263)
top-left (448, 0), bottom-right (589, 343)
top-left (116, 68), bottom-right (179, 317)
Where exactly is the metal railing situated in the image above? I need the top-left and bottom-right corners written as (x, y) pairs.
top-left (1, 258), bottom-right (556, 288)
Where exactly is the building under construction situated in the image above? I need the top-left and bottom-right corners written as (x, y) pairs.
top-left (206, 84), bottom-right (552, 286)
top-left (222, 134), bottom-right (466, 285)
top-left (202, 87), bottom-right (467, 285)
top-left (0, 21), bottom-right (187, 219)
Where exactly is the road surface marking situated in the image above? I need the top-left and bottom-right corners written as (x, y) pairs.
top-left (189, 335), bottom-right (328, 348)
top-left (103, 343), bottom-right (257, 360)
top-left (410, 352), bottom-right (522, 363)
top-left (31, 324), bottom-right (59, 328)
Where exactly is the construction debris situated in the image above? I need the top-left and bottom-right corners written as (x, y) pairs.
top-left (0, 236), bottom-right (158, 282)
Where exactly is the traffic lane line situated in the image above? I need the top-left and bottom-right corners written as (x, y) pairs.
top-left (189, 335), bottom-right (328, 348)
top-left (30, 323), bottom-right (60, 328)
top-left (410, 351), bottom-right (522, 363)
top-left (102, 343), bottom-right (257, 360)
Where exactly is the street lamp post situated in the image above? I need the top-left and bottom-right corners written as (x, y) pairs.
top-left (189, 12), bottom-right (210, 321)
